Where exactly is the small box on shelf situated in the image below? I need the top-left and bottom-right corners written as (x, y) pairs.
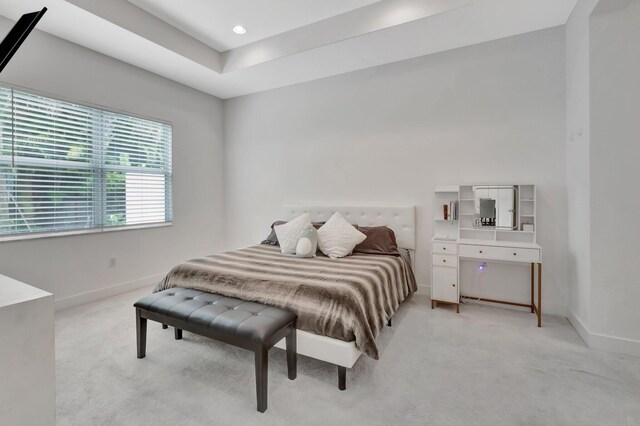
top-left (522, 223), bottom-right (534, 232)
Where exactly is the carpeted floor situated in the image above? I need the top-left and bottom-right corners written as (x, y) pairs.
top-left (55, 287), bottom-right (640, 426)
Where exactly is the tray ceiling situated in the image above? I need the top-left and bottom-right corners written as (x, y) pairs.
top-left (126, 0), bottom-right (383, 51)
top-left (0, 0), bottom-right (578, 99)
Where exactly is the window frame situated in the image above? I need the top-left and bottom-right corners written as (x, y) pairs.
top-left (0, 83), bottom-right (173, 242)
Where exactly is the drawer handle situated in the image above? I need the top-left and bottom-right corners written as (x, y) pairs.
top-left (513, 252), bottom-right (517, 256)
top-left (479, 250), bottom-right (483, 254)
top-left (452, 284), bottom-right (456, 287)
top-left (442, 259), bottom-right (446, 263)
top-left (443, 247), bottom-right (446, 250)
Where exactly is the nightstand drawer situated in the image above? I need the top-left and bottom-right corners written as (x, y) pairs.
top-left (432, 242), bottom-right (457, 255)
top-left (459, 244), bottom-right (540, 263)
top-left (432, 266), bottom-right (458, 303)
top-left (432, 254), bottom-right (457, 267)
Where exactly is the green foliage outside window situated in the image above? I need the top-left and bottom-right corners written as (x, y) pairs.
top-left (0, 88), bottom-right (172, 236)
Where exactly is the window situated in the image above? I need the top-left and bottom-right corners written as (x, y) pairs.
top-left (0, 87), bottom-right (172, 239)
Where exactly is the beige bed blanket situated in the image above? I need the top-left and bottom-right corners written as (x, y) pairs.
top-left (154, 245), bottom-right (417, 359)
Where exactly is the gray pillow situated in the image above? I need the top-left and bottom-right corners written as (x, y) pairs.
top-left (295, 224), bottom-right (318, 258)
top-left (261, 221), bottom-right (287, 246)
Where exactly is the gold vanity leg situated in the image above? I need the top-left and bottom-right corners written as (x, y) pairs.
top-left (431, 300), bottom-right (435, 309)
top-left (537, 263), bottom-right (542, 327)
top-left (530, 262), bottom-right (535, 314)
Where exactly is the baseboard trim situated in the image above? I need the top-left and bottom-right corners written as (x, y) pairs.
top-left (54, 273), bottom-right (163, 312)
top-left (567, 309), bottom-right (640, 358)
top-left (567, 309), bottom-right (590, 347)
top-left (416, 283), bottom-right (430, 292)
top-left (589, 330), bottom-right (640, 358)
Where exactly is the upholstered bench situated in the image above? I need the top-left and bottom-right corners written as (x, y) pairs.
top-left (134, 288), bottom-right (297, 413)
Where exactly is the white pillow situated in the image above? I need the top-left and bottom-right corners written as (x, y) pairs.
top-left (274, 213), bottom-right (312, 255)
top-left (317, 212), bottom-right (367, 259)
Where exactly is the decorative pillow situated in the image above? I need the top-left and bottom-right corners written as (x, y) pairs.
top-left (295, 224), bottom-right (318, 258)
top-left (274, 213), bottom-right (311, 254)
top-left (262, 221), bottom-right (325, 246)
top-left (261, 221), bottom-right (287, 246)
top-left (353, 226), bottom-right (400, 256)
top-left (317, 212), bottom-right (367, 259)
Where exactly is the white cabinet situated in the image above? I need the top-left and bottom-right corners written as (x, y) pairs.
top-left (430, 239), bottom-right (460, 311)
top-left (431, 187), bottom-right (461, 312)
top-left (0, 275), bottom-right (55, 425)
top-left (432, 266), bottom-right (458, 303)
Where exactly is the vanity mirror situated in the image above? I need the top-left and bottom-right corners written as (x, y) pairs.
top-left (433, 184), bottom-right (536, 243)
top-left (472, 185), bottom-right (517, 230)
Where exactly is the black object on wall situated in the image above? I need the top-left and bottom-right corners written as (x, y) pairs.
top-left (0, 7), bottom-right (47, 75)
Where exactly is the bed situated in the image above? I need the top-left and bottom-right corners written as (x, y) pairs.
top-left (154, 204), bottom-right (417, 388)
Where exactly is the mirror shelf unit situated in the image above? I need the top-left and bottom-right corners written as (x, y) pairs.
top-left (433, 184), bottom-right (536, 244)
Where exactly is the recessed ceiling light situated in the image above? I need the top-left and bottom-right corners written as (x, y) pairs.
top-left (233, 25), bottom-right (246, 35)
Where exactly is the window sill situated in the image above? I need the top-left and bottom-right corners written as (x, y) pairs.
top-left (0, 222), bottom-right (173, 243)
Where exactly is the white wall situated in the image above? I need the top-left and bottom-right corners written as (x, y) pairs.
top-left (564, 0), bottom-right (640, 357)
top-left (589, 0), bottom-right (640, 348)
top-left (0, 17), bottom-right (226, 306)
top-left (224, 28), bottom-right (569, 315)
top-left (565, 0), bottom-right (598, 336)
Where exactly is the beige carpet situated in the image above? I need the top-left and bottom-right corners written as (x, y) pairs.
top-left (55, 287), bottom-right (640, 425)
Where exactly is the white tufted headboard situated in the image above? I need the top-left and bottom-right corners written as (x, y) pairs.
top-left (283, 204), bottom-right (416, 250)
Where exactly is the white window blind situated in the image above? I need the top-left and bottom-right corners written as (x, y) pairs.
top-left (0, 87), bottom-right (172, 239)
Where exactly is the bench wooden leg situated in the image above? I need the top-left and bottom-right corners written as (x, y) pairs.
top-left (286, 322), bottom-right (297, 380)
top-left (255, 346), bottom-right (268, 413)
top-left (338, 365), bottom-right (346, 391)
top-left (136, 308), bottom-right (147, 359)
top-left (174, 328), bottom-right (182, 340)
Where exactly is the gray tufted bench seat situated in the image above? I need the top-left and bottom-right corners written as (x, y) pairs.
top-left (134, 288), bottom-right (297, 413)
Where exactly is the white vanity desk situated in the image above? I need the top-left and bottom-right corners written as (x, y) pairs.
top-left (431, 185), bottom-right (542, 327)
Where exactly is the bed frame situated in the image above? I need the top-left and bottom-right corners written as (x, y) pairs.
top-left (272, 204), bottom-right (416, 390)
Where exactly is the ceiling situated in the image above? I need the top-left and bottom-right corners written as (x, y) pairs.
top-left (125, 0), bottom-right (383, 51)
top-left (0, 0), bottom-right (578, 99)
